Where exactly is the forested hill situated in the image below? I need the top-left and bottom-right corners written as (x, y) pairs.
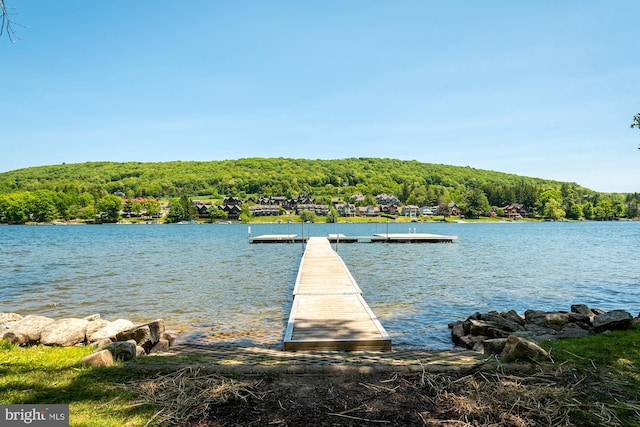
top-left (0, 157), bottom-right (581, 203)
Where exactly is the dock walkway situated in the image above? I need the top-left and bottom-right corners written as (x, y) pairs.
top-left (250, 233), bottom-right (457, 244)
top-left (283, 237), bottom-right (392, 351)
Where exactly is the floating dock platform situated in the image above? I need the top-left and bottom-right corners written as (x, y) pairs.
top-left (283, 237), bottom-right (392, 351)
top-left (250, 232), bottom-right (457, 244)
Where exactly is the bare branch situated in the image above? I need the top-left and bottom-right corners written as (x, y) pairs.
top-left (1, 0), bottom-right (19, 43)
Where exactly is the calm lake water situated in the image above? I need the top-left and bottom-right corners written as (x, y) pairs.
top-left (1, 221), bottom-right (638, 350)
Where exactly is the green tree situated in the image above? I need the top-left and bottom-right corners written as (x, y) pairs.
top-left (299, 210), bottom-right (317, 223)
top-left (31, 190), bottom-right (59, 222)
top-left (326, 206), bottom-right (338, 223)
top-left (437, 198), bottom-right (452, 220)
top-left (542, 198), bottom-right (565, 220)
top-left (181, 195), bottom-right (198, 220)
top-left (462, 188), bottom-right (490, 218)
top-left (207, 205), bottom-right (228, 220)
top-left (166, 198), bottom-right (186, 223)
top-left (567, 203), bottom-right (584, 220)
top-left (536, 189), bottom-right (564, 219)
top-left (631, 113), bottom-right (640, 129)
top-left (96, 195), bottom-right (122, 222)
top-left (144, 200), bottom-right (162, 219)
top-left (582, 202), bottom-right (594, 220)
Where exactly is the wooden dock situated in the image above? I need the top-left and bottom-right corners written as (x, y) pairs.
top-left (283, 237), bottom-right (392, 351)
top-left (250, 233), bottom-right (457, 244)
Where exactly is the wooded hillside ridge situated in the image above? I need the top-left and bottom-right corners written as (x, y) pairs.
top-left (0, 157), bottom-right (638, 223)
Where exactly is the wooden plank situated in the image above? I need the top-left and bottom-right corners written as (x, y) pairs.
top-left (284, 237), bottom-right (391, 351)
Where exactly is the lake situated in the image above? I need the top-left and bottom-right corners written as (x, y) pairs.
top-left (0, 221), bottom-right (638, 350)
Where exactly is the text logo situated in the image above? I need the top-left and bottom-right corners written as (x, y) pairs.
top-left (1, 405), bottom-right (69, 426)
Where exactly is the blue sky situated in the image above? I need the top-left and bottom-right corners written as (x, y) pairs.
top-left (1, 1), bottom-right (639, 192)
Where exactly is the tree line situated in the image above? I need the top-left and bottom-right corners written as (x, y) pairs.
top-left (0, 158), bottom-right (637, 223)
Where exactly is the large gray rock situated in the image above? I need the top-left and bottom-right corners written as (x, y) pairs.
top-left (87, 319), bottom-right (134, 343)
top-left (40, 318), bottom-right (89, 347)
top-left (501, 335), bottom-right (550, 361)
top-left (85, 319), bottom-right (112, 341)
top-left (82, 349), bottom-right (114, 367)
top-left (117, 319), bottom-right (166, 352)
top-left (479, 313), bottom-right (526, 332)
top-left (556, 323), bottom-right (594, 339)
top-left (450, 321), bottom-right (466, 346)
top-left (1, 315), bottom-right (55, 345)
top-left (104, 341), bottom-right (137, 361)
top-left (149, 339), bottom-right (170, 354)
top-left (0, 312), bottom-right (22, 335)
top-left (524, 310), bottom-right (571, 331)
top-left (469, 319), bottom-right (510, 338)
top-left (116, 319), bottom-right (165, 353)
top-left (482, 338), bottom-right (508, 355)
top-left (570, 304), bottom-right (593, 317)
top-left (117, 325), bottom-right (153, 350)
top-left (162, 330), bottom-right (178, 346)
top-left (143, 319), bottom-right (165, 347)
top-left (592, 310), bottom-right (633, 332)
top-left (0, 312), bottom-right (23, 324)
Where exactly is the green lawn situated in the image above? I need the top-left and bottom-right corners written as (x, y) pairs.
top-left (1, 324), bottom-right (638, 426)
top-left (0, 341), bottom-right (157, 426)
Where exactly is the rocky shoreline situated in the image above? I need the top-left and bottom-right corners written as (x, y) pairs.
top-left (449, 304), bottom-right (639, 360)
top-left (0, 313), bottom-right (177, 366)
top-left (2, 305), bottom-right (638, 366)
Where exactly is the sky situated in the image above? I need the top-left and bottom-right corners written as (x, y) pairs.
top-left (1, 1), bottom-right (639, 193)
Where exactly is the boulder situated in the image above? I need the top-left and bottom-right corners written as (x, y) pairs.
top-left (479, 313), bottom-right (526, 332)
top-left (450, 321), bottom-right (466, 346)
top-left (116, 325), bottom-right (153, 350)
top-left (570, 304), bottom-right (593, 317)
top-left (458, 334), bottom-right (480, 350)
top-left (82, 349), bottom-right (114, 367)
top-left (87, 319), bottom-right (134, 343)
top-left (150, 339), bottom-right (170, 354)
top-left (143, 319), bottom-right (166, 346)
top-left (567, 312), bottom-right (592, 324)
top-left (85, 319), bottom-right (112, 341)
top-left (0, 312), bottom-right (23, 324)
top-left (0, 312), bottom-right (22, 335)
top-left (556, 323), bottom-right (594, 339)
top-left (524, 310), bottom-right (571, 331)
top-left (1, 315), bottom-right (55, 345)
top-left (501, 335), bottom-right (550, 361)
top-left (104, 341), bottom-right (137, 361)
top-left (95, 339), bottom-right (114, 350)
top-left (469, 319), bottom-right (509, 338)
top-left (162, 331), bottom-right (178, 346)
top-left (117, 319), bottom-right (166, 352)
top-left (482, 338), bottom-right (508, 355)
top-left (500, 310), bottom-right (526, 327)
top-left (592, 310), bottom-right (633, 333)
top-left (40, 318), bottom-right (89, 347)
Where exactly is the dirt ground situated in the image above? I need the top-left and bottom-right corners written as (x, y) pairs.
top-left (133, 365), bottom-right (610, 426)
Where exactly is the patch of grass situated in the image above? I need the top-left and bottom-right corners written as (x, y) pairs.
top-left (542, 325), bottom-right (640, 425)
top-left (0, 341), bottom-right (158, 426)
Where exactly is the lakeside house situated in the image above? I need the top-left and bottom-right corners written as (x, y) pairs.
top-left (401, 205), bottom-right (420, 217)
top-left (503, 203), bottom-right (531, 219)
